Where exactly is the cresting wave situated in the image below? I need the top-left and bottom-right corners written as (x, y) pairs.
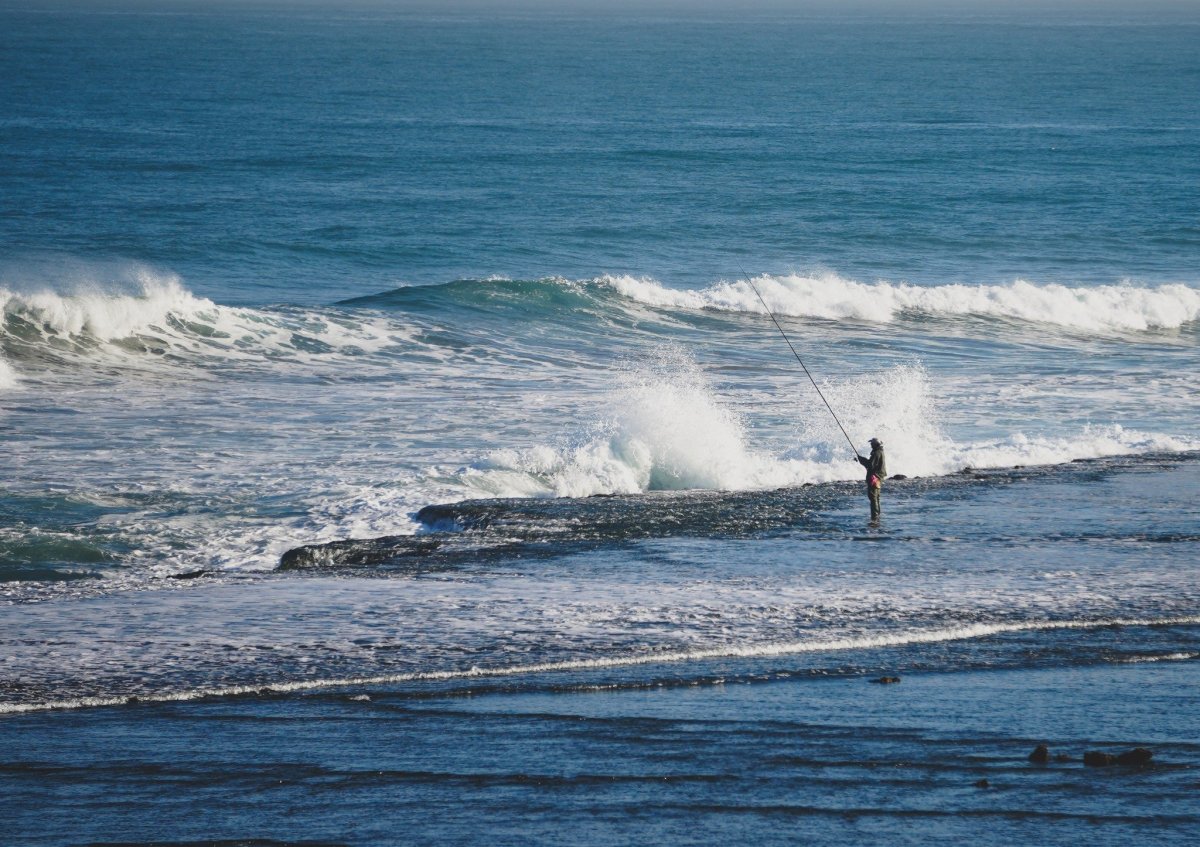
top-left (601, 273), bottom-right (1200, 332)
top-left (332, 273), bottom-right (1200, 334)
top-left (3, 616), bottom-right (1197, 715)
top-left (0, 267), bottom-right (408, 380)
top-left (2, 269), bottom-right (1195, 387)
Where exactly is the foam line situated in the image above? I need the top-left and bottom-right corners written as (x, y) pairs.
top-left (601, 274), bottom-right (1200, 332)
top-left (4, 615), bottom-right (1197, 715)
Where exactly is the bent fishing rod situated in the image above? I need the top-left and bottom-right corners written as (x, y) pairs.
top-left (737, 266), bottom-right (862, 460)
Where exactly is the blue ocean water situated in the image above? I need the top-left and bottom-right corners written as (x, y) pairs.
top-left (1, 3), bottom-right (1199, 844)
top-left (4, 2), bottom-right (1199, 298)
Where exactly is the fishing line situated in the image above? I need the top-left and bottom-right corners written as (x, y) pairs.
top-left (738, 266), bottom-right (862, 459)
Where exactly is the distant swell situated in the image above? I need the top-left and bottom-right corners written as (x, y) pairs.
top-left (602, 274), bottom-right (1200, 332)
top-left (3, 616), bottom-right (1197, 714)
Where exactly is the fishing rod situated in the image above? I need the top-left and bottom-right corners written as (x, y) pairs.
top-left (737, 266), bottom-right (862, 460)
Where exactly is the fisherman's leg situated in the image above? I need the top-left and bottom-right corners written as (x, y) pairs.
top-left (869, 487), bottom-right (881, 519)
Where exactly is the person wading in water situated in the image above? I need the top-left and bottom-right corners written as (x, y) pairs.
top-left (858, 437), bottom-right (886, 520)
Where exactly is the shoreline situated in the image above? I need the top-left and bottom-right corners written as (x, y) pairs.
top-left (4, 659), bottom-right (1198, 846)
top-left (3, 614), bottom-right (1199, 717)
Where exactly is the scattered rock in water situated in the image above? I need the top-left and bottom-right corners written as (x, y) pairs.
top-left (973, 779), bottom-right (990, 788)
top-left (1084, 751), bottom-right (1118, 767)
top-left (890, 474), bottom-right (908, 481)
top-left (973, 474), bottom-right (988, 480)
top-left (167, 569), bottom-right (207, 580)
top-left (1083, 748), bottom-right (1155, 768)
top-left (1028, 744), bottom-right (1051, 765)
top-left (870, 676), bottom-right (901, 684)
top-left (959, 467), bottom-right (974, 474)
top-left (1117, 748), bottom-right (1154, 767)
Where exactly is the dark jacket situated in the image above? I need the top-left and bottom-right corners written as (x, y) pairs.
top-left (858, 445), bottom-right (886, 483)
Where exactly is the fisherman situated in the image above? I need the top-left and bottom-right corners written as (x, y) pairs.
top-left (858, 437), bottom-right (886, 520)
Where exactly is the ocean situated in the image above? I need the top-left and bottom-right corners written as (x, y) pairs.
top-left (2, 2), bottom-right (1198, 844)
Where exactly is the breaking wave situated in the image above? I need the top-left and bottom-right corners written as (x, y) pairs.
top-left (0, 267), bottom-right (410, 378)
top-left (446, 346), bottom-right (1199, 499)
top-left (5, 268), bottom-right (1193, 387)
top-left (601, 273), bottom-right (1200, 332)
top-left (468, 345), bottom-right (777, 497)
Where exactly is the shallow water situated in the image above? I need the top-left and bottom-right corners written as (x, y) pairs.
top-left (3, 453), bottom-right (1196, 714)
top-left (5, 661), bottom-right (1199, 846)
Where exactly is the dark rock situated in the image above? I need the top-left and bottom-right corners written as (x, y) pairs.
top-left (1028, 744), bottom-right (1050, 765)
top-left (890, 474), bottom-right (908, 481)
top-left (960, 467), bottom-right (974, 474)
top-left (973, 779), bottom-right (990, 788)
top-left (1117, 748), bottom-right (1153, 767)
top-left (279, 534), bottom-right (443, 569)
top-left (167, 569), bottom-right (206, 580)
top-left (973, 474), bottom-right (988, 480)
top-left (1083, 751), bottom-right (1118, 767)
top-left (869, 676), bottom-right (901, 684)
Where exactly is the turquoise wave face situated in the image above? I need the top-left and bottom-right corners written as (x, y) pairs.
top-left (342, 275), bottom-right (1200, 337)
top-left (0, 491), bottom-right (134, 583)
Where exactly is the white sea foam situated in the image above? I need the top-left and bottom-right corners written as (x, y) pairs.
top-left (452, 348), bottom-right (1198, 499)
top-left (600, 273), bottom-right (1200, 332)
top-left (0, 356), bottom-right (18, 390)
top-left (1, 269), bottom-right (213, 342)
top-left (4, 615), bottom-right (1197, 715)
top-left (0, 266), bottom-right (411, 369)
top-left (463, 345), bottom-right (795, 497)
top-left (1113, 652), bottom-right (1200, 664)
top-left (940, 425), bottom-right (1198, 472)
